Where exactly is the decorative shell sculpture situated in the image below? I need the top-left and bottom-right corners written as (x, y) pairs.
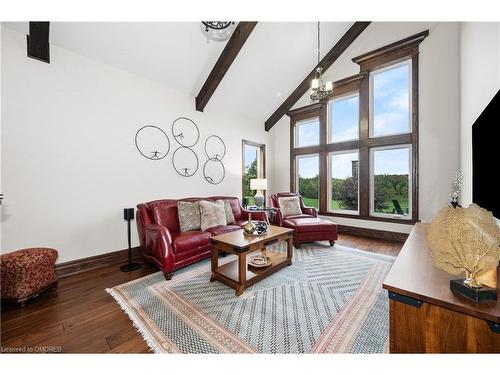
top-left (427, 204), bottom-right (500, 288)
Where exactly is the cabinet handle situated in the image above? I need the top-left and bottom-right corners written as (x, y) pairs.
top-left (487, 321), bottom-right (500, 334)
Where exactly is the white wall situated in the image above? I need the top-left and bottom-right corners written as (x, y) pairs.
top-left (271, 22), bottom-right (461, 233)
top-left (1, 26), bottom-right (272, 262)
top-left (459, 22), bottom-right (500, 207)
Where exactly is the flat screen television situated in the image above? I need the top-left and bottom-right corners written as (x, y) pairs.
top-left (472, 89), bottom-right (500, 218)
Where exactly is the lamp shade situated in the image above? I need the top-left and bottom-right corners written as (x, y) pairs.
top-left (250, 178), bottom-right (267, 191)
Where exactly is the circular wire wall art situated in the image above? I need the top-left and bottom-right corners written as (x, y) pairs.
top-left (203, 135), bottom-right (226, 184)
top-left (171, 117), bottom-right (200, 148)
top-left (172, 146), bottom-right (199, 177)
top-left (135, 125), bottom-right (170, 160)
top-left (203, 158), bottom-right (225, 185)
top-left (204, 135), bottom-right (226, 161)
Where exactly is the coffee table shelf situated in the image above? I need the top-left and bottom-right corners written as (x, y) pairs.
top-left (210, 226), bottom-right (293, 296)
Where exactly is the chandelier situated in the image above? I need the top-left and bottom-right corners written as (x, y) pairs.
top-left (201, 21), bottom-right (236, 42)
top-left (310, 22), bottom-right (333, 101)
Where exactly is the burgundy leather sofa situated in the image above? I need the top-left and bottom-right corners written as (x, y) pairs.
top-left (269, 192), bottom-right (337, 247)
top-left (136, 196), bottom-right (267, 280)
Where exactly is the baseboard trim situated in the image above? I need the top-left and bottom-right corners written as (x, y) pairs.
top-left (337, 224), bottom-right (409, 243)
top-left (56, 247), bottom-right (143, 278)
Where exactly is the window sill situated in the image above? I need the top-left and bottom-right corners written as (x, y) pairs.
top-left (318, 211), bottom-right (417, 225)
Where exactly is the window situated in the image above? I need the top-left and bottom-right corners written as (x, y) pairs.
top-left (371, 61), bottom-right (411, 137)
top-left (329, 93), bottom-right (359, 143)
top-left (330, 151), bottom-right (359, 213)
top-left (288, 31), bottom-right (427, 223)
top-left (296, 118), bottom-right (320, 147)
top-left (242, 140), bottom-right (265, 206)
top-left (297, 154), bottom-right (319, 209)
top-left (371, 146), bottom-right (411, 218)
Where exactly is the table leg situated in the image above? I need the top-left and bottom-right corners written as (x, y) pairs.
top-left (236, 252), bottom-right (247, 296)
top-left (286, 236), bottom-right (293, 266)
top-left (210, 245), bottom-right (219, 282)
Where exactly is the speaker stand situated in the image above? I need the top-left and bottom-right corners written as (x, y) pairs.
top-left (120, 262), bottom-right (142, 272)
top-left (120, 215), bottom-right (142, 273)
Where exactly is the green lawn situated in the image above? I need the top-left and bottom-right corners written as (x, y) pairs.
top-left (375, 196), bottom-right (409, 214)
top-left (302, 197), bottom-right (347, 210)
top-left (301, 196), bottom-right (409, 215)
top-left (302, 197), bottom-right (319, 208)
top-left (244, 197), bottom-right (256, 206)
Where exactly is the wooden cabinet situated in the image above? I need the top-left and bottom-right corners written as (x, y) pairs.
top-left (383, 223), bottom-right (500, 353)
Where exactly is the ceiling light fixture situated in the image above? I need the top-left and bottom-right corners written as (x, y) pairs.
top-left (310, 22), bottom-right (333, 101)
top-left (201, 21), bottom-right (236, 42)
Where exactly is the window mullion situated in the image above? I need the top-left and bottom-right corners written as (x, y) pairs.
top-left (319, 103), bottom-right (328, 212)
top-left (358, 148), bottom-right (370, 217)
top-left (358, 74), bottom-right (370, 217)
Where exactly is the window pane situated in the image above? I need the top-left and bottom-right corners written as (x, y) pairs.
top-left (331, 151), bottom-right (359, 212)
top-left (330, 94), bottom-right (359, 143)
top-left (372, 147), bottom-right (410, 216)
top-left (243, 144), bottom-right (261, 205)
top-left (297, 155), bottom-right (319, 208)
top-left (372, 63), bottom-right (411, 137)
top-left (296, 119), bottom-right (319, 147)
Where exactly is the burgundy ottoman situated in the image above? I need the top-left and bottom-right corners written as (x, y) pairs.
top-left (1, 248), bottom-right (59, 306)
top-left (283, 217), bottom-right (338, 247)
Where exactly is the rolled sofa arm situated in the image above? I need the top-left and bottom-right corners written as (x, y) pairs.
top-left (240, 209), bottom-right (269, 224)
top-left (274, 208), bottom-right (285, 227)
top-left (143, 223), bottom-right (175, 274)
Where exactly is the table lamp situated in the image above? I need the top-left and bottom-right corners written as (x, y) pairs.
top-left (250, 178), bottom-right (267, 208)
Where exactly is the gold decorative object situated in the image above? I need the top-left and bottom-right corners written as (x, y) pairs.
top-left (242, 213), bottom-right (256, 235)
top-left (427, 204), bottom-right (500, 289)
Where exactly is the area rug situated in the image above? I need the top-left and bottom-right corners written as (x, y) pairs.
top-left (106, 243), bottom-right (394, 353)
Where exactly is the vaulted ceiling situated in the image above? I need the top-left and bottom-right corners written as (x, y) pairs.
top-left (3, 22), bottom-right (354, 121)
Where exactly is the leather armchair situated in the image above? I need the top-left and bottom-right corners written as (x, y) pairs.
top-left (269, 192), bottom-right (318, 226)
top-left (269, 192), bottom-right (337, 247)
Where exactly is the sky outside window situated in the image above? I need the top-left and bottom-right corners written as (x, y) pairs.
top-left (373, 63), bottom-right (410, 137)
top-left (330, 94), bottom-right (359, 142)
top-left (244, 145), bottom-right (258, 169)
top-left (297, 119), bottom-right (319, 147)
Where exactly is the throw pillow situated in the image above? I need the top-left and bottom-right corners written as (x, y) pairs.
top-left (177, 201), bottom-right (201, 232)
top-left (199, 200), bottom-right (227, 231)
top-left (278, 196), bottom-right (302, 217)
top-left (223, 200), bottom-right (236, 224)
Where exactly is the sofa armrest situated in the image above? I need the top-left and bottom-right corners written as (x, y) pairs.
top-left (240, 209), bottom-right (269, 224)
top-left (273, 208), bottom-right (285, 227)
top-left (143, 223), bottom-right (175, 274)
top-left (302, 206), bottom-right (318, 217)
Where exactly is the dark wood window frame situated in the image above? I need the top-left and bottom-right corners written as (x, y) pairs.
top-left (242, 139), bottom-right (266, 203)
top-left (288, 30), bottom-right (429, 225)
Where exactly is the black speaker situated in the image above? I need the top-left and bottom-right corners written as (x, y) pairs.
top-left (242, 197), bottom-right (248, 209)
top-left (27, 22), bottom-right (50, 63)
top-left (124, 208), bottom-right (134, 220)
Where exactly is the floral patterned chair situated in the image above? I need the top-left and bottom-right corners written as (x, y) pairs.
top-left (1, 248), bottom-right (59, 306)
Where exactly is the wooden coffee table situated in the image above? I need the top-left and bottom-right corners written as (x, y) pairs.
top-left (210, 225), bottom-right (294, 296)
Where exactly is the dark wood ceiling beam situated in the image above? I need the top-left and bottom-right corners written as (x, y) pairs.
top-left (264, 21), bottom-right (371, 131)
top-left (195, 21), bottom-right (257, 112)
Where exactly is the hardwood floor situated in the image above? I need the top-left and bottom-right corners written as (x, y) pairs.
top-left (335, 234), bottom-right (402, 257)
top-left (0, 235), bottom-right (403, 353)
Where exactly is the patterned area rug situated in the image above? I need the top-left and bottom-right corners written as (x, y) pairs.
top-left (107, 243), bottom-right (394, 353)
